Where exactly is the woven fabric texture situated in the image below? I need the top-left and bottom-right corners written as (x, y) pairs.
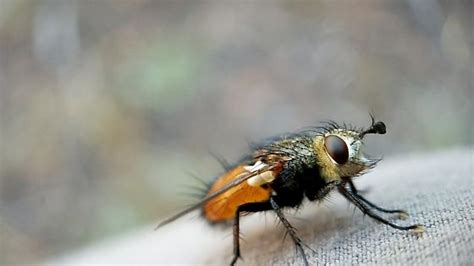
top-left (52, 148), bottom-right (473, 265)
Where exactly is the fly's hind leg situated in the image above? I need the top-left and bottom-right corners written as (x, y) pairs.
top-left (348, 180), bottom-right (409, 219)
top-left (269, 198), bottom-right (309, 266)
top-left (230, 202), bottom-right (272, 266)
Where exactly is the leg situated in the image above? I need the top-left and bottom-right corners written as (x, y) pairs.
top-left (269, 198), bottom-right (309, 266)
top-left (230, 202), bottom-right (272, 266)
top-left (338, 186), bottom-right (424, 232)
top-left (348, 180), bottom-right (409, 218)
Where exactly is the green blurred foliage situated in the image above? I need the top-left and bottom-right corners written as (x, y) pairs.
top-left (0, 0), bottom-right (472, 264)
top-left (114, 40), bottom-right (204, 112)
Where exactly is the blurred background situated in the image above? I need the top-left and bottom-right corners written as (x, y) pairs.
top-left (0, 0), bottom-right (472, 264)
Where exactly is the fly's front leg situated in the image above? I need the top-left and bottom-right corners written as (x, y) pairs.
top-left (348, 180), bottom-right (409, 219)
top-left (339, 185), bottom-right (424, 233)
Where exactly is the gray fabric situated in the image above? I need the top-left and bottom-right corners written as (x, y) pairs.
top-left (51, 148), bottom-right (473, 265)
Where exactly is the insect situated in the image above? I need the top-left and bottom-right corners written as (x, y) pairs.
top-left (156, 116), bottom-right (424, 265)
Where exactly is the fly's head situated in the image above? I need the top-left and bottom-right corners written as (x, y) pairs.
top-left (314, 117), bottom-right (386, 182)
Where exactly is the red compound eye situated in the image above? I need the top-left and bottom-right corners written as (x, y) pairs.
top-left (324, 135), bottom-right (349, 164)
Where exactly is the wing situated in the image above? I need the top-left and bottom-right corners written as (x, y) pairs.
top-left (155, 160), bottom-right (282, 229)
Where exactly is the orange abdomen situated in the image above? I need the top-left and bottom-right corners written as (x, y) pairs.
top-left (203, 165), bottom-right (272, 222)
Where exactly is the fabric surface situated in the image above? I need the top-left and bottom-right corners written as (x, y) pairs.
top-left (51, 148), bottom-right (473, 265)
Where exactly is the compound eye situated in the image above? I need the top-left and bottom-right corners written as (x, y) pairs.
top-left (324, 135), bottom-right (349, 164)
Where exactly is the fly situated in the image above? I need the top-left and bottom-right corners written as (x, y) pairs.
top-left (156, 116), bottom-right (424, 265)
